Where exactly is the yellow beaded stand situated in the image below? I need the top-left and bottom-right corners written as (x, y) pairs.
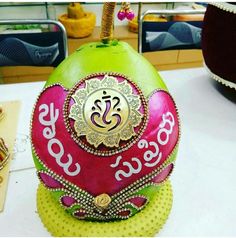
top-left (36, 3), bottom-right (174, 236)
top-left (37, 181), bottom-right (173, 237)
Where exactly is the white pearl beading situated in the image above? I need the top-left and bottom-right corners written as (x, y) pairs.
top-left (210, 2), bottom-right (236, 14)
top-left (204, 62), bottom-right (236, 90)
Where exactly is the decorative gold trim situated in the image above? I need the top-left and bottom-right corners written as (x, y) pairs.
top-left (100, 2), bottom-right (116, 42)
top-left (31, 86), bottom-right (181, 200)
top-left (33, 139), bottom-right (179, 220)
top-left (122, 194), bottom-right (148, 211)
top-left (0, 138), bottom-right (10, 171)
top-left (94, 193), bottom-right (112, 210)
top-left (63, 72), bottom-right (149, 157)
top-left (30, 81), bottom-right (181, 220)
top-left (68, 74), bottom-right (143, 148)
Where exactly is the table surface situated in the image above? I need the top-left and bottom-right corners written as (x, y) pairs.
top-left (0, 67), bottom-right (235, 237)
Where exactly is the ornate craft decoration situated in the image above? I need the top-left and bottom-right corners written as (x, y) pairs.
top-left (69, 75), bottom-right (142, 147)
top-left (0, 106), bottom-right (4, 121)
top-left (94, 193), bottom-right (112, 210)
top-left (30, 1), bottom-right (181, 227)
top-left (31, 82), bottom-right (180, 221)
top-left (0, 138), bottom-right (10, 171)
top-left (66, 73), bottom-right (147, 154)
top-left (36, 151), bottom-right (176, 221)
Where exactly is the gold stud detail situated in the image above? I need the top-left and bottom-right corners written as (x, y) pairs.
top-left (94, 193), bottom-right (111, 210)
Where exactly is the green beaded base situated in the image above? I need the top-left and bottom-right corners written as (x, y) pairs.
top-left (37, 181), bottom-right (173, 237)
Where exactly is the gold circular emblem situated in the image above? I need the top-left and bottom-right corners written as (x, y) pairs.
top-left (83, 88), bottom-right (129, 135)
top-left (64, 73), bottom-right (148, 156)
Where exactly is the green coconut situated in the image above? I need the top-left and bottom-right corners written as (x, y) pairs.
top-left (32, 39), bottom-right (177, 218)
top-left (31, 2), bottom-right (181, 226)
top-left (45, 40), bottom-right (167, 96)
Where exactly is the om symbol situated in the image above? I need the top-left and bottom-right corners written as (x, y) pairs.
top-left (84, 89), bottom-right (129, 134)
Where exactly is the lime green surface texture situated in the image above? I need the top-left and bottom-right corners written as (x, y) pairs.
top-left (45, 41), bottom-right (167, 96)
top-left (37, 181), bottom-right (173, 237)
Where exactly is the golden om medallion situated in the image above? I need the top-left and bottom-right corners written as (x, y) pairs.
top-left (69, 75), bottom-right (143, 148)
top-left (84, 88), bottom-right (129, 134)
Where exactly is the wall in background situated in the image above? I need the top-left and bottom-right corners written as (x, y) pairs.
top-left (0, 2), bottom-right (192, 26)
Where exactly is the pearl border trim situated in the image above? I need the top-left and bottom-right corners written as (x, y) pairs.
top-left (210, 2), bottom-right (236, 14)
top-left (204, 63), bottom-right (236, 90)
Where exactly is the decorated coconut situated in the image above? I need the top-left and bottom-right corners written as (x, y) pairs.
top-left (31, 3), bottom-right (180, 236)
top-left (202, 2), bottom-right (236, 89)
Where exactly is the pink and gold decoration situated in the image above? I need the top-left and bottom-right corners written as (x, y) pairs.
top-left (31, 2), bottom-right (181, 236)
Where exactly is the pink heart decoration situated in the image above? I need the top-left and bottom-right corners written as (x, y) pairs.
top-left (32, 85), bottom-right (179, 196)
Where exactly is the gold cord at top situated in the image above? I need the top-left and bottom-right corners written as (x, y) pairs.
top-left (100, 2), bottom-right (116, 43)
